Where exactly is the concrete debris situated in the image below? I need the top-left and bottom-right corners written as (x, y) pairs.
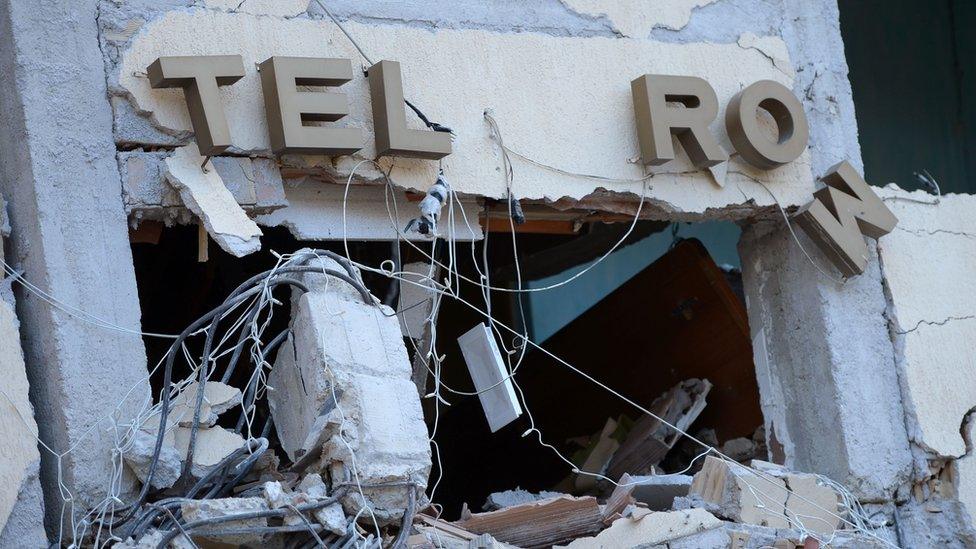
top-left (267, 250), bottom-right (430, 524)
top-left (455, 495), bottom-right (603, 548)
top-left (173, 425), bottom-right (248, 478)
top-left (689, 456), bottom-right (790, 528)
top-left (179, 497), bottom-right (270, 545)
top-left (630, 474), bottom-right (693, 511)
top-left (0, 296), bottom-right (45, 546)
top-left (687, 457), bottom-right (845, 535)
top-left (556, 508), bottom-right (723, 549)
top-left (483, 488), bottom-right (566, 512)
top-left (168, 381), bottom-right (241, 427)
top-left (894, 498), bottom-right (976, 548)
top-left (657, 521), bottom-right (889, 549)
top-left (162, 143), bottom-right (263, 257)
top-left (607, 379), bottom-right (712, 479)
top-left (122, 429), bottom-right (182, 490)
top-left (115, 529), bottom-right (166, 549)
top-left (121, 150), bottom-right (287, 225)
top-left (721, 437), bottom-right (762, 463)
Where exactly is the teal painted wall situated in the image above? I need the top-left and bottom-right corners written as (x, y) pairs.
top-left (525, 221), bottom-right (741, 343)
top-left (840, 0), bottom-right (976, 194)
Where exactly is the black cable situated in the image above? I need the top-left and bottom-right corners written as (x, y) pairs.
top-left (155, 488), bottom-right (347, 548)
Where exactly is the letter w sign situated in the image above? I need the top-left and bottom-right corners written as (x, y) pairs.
top-left (795, 161), bottom-right (898, 278)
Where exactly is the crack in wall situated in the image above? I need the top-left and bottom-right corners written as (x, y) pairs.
top-left (894, 315), bottom-right (976, 336)
top-left (896, 226), bottom-right (976, 239)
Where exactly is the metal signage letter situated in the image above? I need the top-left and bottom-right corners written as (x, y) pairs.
top-left (368, 60), bottom-right (452, 160)
top-left (795, 160), bottom-right (898, 277)
top-left (259, 56), bottom-right (364, 155)
top-left (369, 61), bottom-right (451, 160)
top-left (726, 80), bottom-right (809, 169)
top-left (631, 74), bottom-right (728, 168)
top-left (147, 55), bottom-right (246, 156)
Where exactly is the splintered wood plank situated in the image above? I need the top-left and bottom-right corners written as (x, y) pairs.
top-left (602, 473), bottom-right (636, 524)
top-left (455, 495), bottom-right (603, 548)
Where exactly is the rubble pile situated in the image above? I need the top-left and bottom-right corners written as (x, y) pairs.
top-left (100, 248), bottom-right (890, 548)
top-left (109, 250), bottom-right (429, 548)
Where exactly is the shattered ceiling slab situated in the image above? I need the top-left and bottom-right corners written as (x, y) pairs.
top-left (118, 9), bottom-right (814, 218)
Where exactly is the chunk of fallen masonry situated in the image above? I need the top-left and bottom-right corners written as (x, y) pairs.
top-left (267, 252), bottom-right (430, 525)
top-left (179, 497), bottom-right (270, 545)
top-left (687, 456), bottom-right (843, 535)
top-left (168, 381), bottom-right (242, 427)
top-left (162, 143), bottom-right (263, 257)
top-left (123, 382), bottom-right (246, 487)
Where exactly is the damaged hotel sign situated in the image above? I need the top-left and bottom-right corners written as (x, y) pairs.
top-left (148, 54), bottom-right (897, 278)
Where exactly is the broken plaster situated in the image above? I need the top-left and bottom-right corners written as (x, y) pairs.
top-left (117, 9), bottom-right (814, 219)
top-left (877, 186), bottom-right (976, 460)
top-left (162, 144), bottom-right (263, 257)
top-left (204, 0), bottom-right (311, 17)
top-left (560, 0), bottom-right (719, 38)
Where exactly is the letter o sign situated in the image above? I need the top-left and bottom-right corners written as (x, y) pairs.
top-left (726, 80), bottom-right (809, 169)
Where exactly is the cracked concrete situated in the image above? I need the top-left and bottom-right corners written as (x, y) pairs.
top-left (560, 0), bottom-right (719, 38)
top-left (111, 8), bottom-right (814, 219)
top-left (878, 186), bottom-right (976, 460)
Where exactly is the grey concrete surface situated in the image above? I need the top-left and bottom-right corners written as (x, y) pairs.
top-left (0, 0), bottom-right (150, 538)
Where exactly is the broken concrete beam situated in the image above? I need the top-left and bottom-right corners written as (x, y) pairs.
top-left (689, 456), bottom-right (790, 529)
top-left (267, 257), bottom-right (430, 524)
top-left (629, 474), bottom-right (692, 511)
top-left (607, 379), bottom-right (711, 479)
top-left (0, 296), bottom-right (46, 547)
top-left (120, 149), bottom-right (288, 223)
top-left (556, 508), bottom-right (723, 549)
top-left (162, 144), bottom-right (263, 257)
top-left (894, 498), bottom-right (976, 548)
top-left (179, 497), bottom-right (270, 546)
top-left (456, 495), bottom-right (603, 548)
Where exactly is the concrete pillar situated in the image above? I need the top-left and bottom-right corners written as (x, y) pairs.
top-left (0, 0), bottom-right (149, 537)
top-left (738, 221), bottom-right (912, 500)
top-left (734, 0), bottom-right (912, 501)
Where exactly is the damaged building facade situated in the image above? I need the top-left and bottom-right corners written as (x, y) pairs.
top-left (0, 0), bottom-right (974, 546)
